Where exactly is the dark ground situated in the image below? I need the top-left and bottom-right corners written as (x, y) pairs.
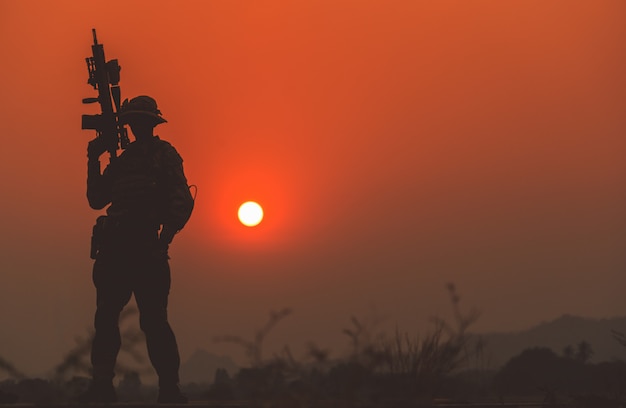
top-left (2, 402), bottom-right (578, 408)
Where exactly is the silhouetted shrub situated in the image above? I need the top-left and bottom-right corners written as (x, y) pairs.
top-left (494, 347), bottom-right (590, 395)
top-left (117, 370), bottom-right (143, 401)
top-left (210, 285), bottom-right (487, 405)
top-left (13, 378), bottom-right (63, 404)
top-left (205, 368), bottom-right (235, 400)
top-left (234, 362), bottom-right (289, 400)
top-left (586, 360), bottom-right (626, 399)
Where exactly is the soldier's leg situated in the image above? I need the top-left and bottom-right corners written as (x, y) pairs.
top-left (91, 257), bottom-right (133, 385)
top-left (134, 257), bottom-right (181, 388)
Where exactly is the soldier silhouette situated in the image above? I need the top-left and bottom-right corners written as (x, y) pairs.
top-left (82, 95), bottom-right (194, 403)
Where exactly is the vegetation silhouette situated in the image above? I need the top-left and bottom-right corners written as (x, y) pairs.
top-left (200, 285), bottom-right (626, 407)
top-left (612, 329), bottom-right (626, 349)
top-left (2, 286), bottom-right (626, 405)
top-left (494, 345), bottom-right (626, 406)
top-left (0, 356), bottom-right (25, 380)
top-left (0, 306), bottom-right (153, 403)
top-left (204, 284), bottom-right (490, 406)
top-left (214, 307), bottom-right (293, 367)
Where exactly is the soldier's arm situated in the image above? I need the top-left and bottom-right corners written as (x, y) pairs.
top-left (86, 138), bottom-right (113, 209)
top-left (87, 159), bottom-right (113, 210)
top-left (159, 147), bottom-right (194, 244)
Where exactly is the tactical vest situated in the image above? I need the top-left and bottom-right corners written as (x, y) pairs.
top-left (106, 137), bottom-right (175, 227)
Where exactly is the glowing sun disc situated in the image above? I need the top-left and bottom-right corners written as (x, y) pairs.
top-left (238, 201), bottom-right (264, 227)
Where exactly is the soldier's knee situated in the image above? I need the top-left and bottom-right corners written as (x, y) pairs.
top-left (94, 308), bottom-right (121, 330)
top-left (139, 309), bottom-right (169, 334)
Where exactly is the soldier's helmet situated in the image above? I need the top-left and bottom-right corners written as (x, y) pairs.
top-left (118, 95), bottom-right (167, 125)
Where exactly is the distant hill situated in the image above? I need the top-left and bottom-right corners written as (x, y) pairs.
top-left (179, 349), bottom-right (239, 385)
top-left (179, 315), bottom-right (626, 383)
top-left (475, 314), bottom-right (626, 369)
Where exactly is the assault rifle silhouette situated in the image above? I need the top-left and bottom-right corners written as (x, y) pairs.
top-left (81, 29), bottom-right (129, 160)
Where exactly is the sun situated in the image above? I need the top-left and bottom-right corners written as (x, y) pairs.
top-left (238, 201), bottom-right (264, 227)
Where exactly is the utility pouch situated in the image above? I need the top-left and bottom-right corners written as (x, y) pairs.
top-left (90, 215), bottom-right (108, 259)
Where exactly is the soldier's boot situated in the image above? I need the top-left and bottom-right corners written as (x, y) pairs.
top-left (76, 380), bottom-right (117, 404)
top-left (157, 384), bottom-right (187, 404)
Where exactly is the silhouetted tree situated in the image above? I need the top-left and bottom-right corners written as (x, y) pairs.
top-left (495, 347), bottom-right (589, 396)
top-left (117, 371), bottom-right (142, 401)
top-left (206, 368), bottom-right (234, 400)
top-left (214, 308), bottom-right (292, 367)
top-left (586, 360), bottom-right (626, 400)
top-left (209, 286), bottom-right (486, 404)
top-left (612, 329), bottom-right (626, 348)
top-left (0, 355), bottom-right (25, 380)
top-left (0, 355), bottom-right (23, 403)
top-left (575, 341), bottom-right (593, 363)
top-left (562, 344), bottom-right (574, 359)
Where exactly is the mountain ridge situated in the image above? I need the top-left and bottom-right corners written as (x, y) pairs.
top-left (178, 314), bottom-right (626, 384)
top-left (474, 314), bottom-right (626, 368)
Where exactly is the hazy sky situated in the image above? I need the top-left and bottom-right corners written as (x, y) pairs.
top-left (1, 0), bottom-right (625, 377)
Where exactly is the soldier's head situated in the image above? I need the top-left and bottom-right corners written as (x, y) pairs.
top-left (118, 95), bottom-right (167, 139)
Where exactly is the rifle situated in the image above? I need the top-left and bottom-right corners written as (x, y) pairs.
top-left (81, 29), bottom-right (129, 160)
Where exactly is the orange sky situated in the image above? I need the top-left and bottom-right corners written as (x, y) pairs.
top-left (1, 0), bottom-right (626, 377)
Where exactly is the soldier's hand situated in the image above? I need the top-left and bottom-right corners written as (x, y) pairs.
top-left (152, 226), bottom-right (176, 261)
top-left (87, 137), bottom-right (108, 160)
top-left (159, 225), bottom-right (177, 246)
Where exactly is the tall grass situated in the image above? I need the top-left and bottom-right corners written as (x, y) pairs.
top-left (2, 286), bottom-right (486, 404)
top-left (208, 284), bottom-right (484, 405)
top-left (214, 307), bottom-right (293, 367)
top-left (0, 356), bottom-right (25, 380)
